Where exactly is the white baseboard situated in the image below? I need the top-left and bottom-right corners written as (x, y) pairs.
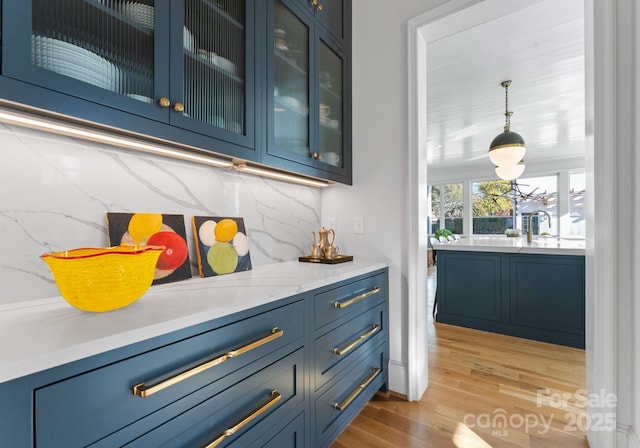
top-left (616, 424), bottom-right (640, 448)
top-left (628, 426), bottom-right (640, 448)
top-left (388, 360), bottom-right (407, 396)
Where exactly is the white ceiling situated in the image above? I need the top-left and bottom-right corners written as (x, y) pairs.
top-left (426, 0), bottom-right (585, 180)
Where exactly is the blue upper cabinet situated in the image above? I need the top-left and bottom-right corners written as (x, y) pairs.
top-left (297, 0), bottom-right (350, 45)
top-left (264, 0), bottom-right (352, 184)
top-left (0, 0), bottom-right (352, 183)
top-left (1, 0), bottom-right (258, 160)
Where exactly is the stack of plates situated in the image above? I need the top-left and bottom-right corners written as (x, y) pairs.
top-left (125, 93), bottom-right (153, 104)
top-left (184, 26), bottom-right (195, 52)
top-left (196, 49), bottom-right (237, 75)
top-left (212, 54), bottom-right (237, 75)
top-left (32, 36), bottom-right (121, 91)
top-left (118, 2), bottom-right (154, 29)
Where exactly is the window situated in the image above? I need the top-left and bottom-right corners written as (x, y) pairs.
top-left (569, 171), bottom-right (586, 237)
top-left (472, 180), bottom-right (514, 234)
top-left (443, 183), bottom-right (463, 234)
top-left (429, 185), bottom-right (440, 234)
top-left (518, 175), bottom-right (558, 236)
top-left (428, 183), bottom-right (463, 234)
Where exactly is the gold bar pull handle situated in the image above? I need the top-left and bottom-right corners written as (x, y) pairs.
top-left (332, 324), bottom-right (380, 356)
top-left (334, 286), bottom-right (381, 309)
top-left (333, 368), bottom-right (381, 412)
top-left (204, 390), bottom-right (282, 448)
top-left (133, 328), bottom-right (284, 398)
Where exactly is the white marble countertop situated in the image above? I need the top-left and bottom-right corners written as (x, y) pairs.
top-left (433, 236), bottom-right (586, 256)
top-left (0, 259), bottom-right (387, 384)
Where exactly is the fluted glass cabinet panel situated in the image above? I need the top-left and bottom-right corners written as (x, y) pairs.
top-left (31, 0), bottom-right (155, 102)
top-left (273, 0), bottom-right (310, 157)
top-left (183, 0), bottom-right (246, 135)
top-left (318, 40), bottom-right (343, 168)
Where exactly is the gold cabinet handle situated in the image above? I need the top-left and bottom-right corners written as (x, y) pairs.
top-left (332, 324), bottom-right (380, 356)
top-left (158, 97), bottom-right (171, 107)
top-left (334, 286), bottom-right (381, 309)
top-left (173, 102), bottom-right (185, 112)
top-left (333, 368), bottom-right (381, 411)
top-left (317, 4), bottom-right (323, 11)
top-left (133, 328), bottom-right (284, 398)
top-left (204, 390), bottom-right (282, 448)
top-left (311, 152), bottom-right (322, 160)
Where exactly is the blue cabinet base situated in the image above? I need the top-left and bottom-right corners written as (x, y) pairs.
top-left (436, 251), bottom-right (585, 349)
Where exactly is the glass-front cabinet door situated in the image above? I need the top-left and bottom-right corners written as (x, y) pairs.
top-left (2, 0), bottom-right (256, 150)
top-left (266, 0), bottom-right (349, 180)
top-left (170, 0), bottom-right (256, 148)
top-left (3, 0), bottom-right (170, 122)
top-left (268, 0), bottom-right (312, 162)
top-left (317, 38), bottom-right (343, 170)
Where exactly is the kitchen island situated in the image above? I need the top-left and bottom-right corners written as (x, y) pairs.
top-left (433, 236), bottom-right (585, 348)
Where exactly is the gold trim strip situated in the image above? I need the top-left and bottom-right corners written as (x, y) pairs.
top-left (488, 143), bottom-right (525, 151)
top-left (333, 286), bottom-right (381, 309)
top-left (133, 328), bottom-right (284, 398)
top-left (204, 390), bottom-right (282, 448)
top-left (332, 324), bottom-right (381, 356)
top-left (333, 368), bottom-right (381, 411)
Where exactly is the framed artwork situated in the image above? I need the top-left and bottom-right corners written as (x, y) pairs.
top-left (107, 212), bottom-right (192, 285)
top-left (192, 216), bottom-right (252, 277)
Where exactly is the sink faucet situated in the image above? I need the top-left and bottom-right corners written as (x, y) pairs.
top-left (527, 210), bottom-right (552, 243)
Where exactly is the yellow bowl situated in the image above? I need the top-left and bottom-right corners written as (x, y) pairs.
top-left (41, 245), bottom-right (165, 312)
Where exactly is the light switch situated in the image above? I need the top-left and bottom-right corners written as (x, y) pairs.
top-left (354, 216), bottom-right (364, 234)
top-left (328, 217), bottom-right (337, 230)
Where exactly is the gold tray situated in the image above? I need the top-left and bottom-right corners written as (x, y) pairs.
top-left (298, 255), bottom-right (354, 264)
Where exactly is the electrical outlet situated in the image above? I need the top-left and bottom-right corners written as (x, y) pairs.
top-left (354, 216), bottom-right (364, 234)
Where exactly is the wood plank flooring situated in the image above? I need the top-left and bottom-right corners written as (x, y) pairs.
top-left (332, 267), bottom-right (588, 448)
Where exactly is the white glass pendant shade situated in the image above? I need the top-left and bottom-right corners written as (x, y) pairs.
top-left (495, 161), bottom-right (525, 180)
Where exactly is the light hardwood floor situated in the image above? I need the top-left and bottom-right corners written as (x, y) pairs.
top-left (332, 266), bottom-right (588, 448)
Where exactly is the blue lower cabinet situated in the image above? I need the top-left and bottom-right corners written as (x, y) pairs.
top-left (314, 342), bottom-right (386, 447)
top-left (250, 412), bottom-right (306, 448)
top-left (436, 251), bottom-right (585, 348)
top-left (314, 303), bottom-right (385, 390)
top-left (35, 301), bottom-right (304, 448)
top-left (0, 268), bottom-right (389, 447)
top-left (119, 349), bottom-right (304, 448)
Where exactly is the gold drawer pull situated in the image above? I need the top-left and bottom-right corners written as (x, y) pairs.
top-left (333, 286), bottom-right (381, 309)
top-left (133, 328), bottom-right (284, 398)
top-left (333, 367), bottom-right (381, 411)
top-left (332, 324), bottom-right (380, 356)
top-left (204, 390), bottom-right (282, 448)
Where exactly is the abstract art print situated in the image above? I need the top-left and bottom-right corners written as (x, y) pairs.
top-left (192, 216), bottom-right (252, 277)
top-left (107, 212), bottom-right (192, 285)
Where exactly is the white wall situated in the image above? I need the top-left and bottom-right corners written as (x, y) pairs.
top-left (613, 1), bottom-right (640, 445)
top-left (0, 123), bottom-right (320, 305)
top-left (321, 0), bottom-right (447, 394)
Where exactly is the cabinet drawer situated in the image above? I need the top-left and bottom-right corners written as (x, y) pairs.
top-left (35, 300), bottom-right (304, 448)
top-left (314, 304), bottom-right (385, 390)
top-left (122, 348), bottom-right (304, 448)
top-left (314, 272), bottom-right (387, 330)
top-left (248, 411), bottom-right (305, 448)
top-left (314, 343), bottom-right (386, 447)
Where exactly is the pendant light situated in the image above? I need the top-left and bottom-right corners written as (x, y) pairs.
top-left (489, 80), bottom-right (526, 167)
top-left (495, 160), bottom-right (525, 180)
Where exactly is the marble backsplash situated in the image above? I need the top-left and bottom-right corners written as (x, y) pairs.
top-left (0, 122), bottom-right (320, 305)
